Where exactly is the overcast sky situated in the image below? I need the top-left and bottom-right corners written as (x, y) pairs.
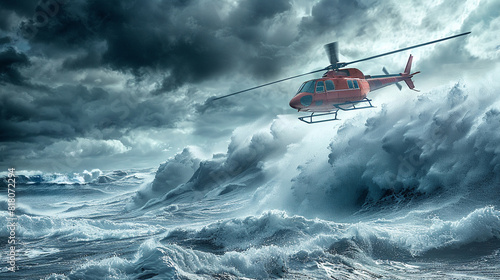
top-left (1, 0), bottom-right (499, 172)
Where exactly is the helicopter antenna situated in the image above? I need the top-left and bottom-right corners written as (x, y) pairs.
top-left (212, 31), bottom-right (470, 101)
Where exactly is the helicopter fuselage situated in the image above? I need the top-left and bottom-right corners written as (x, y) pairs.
top-left (289, 61), bottom-right (418, 113)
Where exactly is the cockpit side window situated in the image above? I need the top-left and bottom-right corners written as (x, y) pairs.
top-left (353, 80), bottom-right (359, 89)
top-left (325, 80), bottom-right (335, 91)
top-left (297, 80), bottom-right (316, 94)
top-left (296, 82), bottom-right (306, 95)
top-left (347, 80), bottom-right (354, 89)
top-left (316, 81), bottom-right (325, 93)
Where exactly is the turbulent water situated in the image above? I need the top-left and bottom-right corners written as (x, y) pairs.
top-left (1, 83), bottom-right (500, 279)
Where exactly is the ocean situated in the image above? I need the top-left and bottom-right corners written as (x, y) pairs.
top-left (1, 82), bottom-right (500, 279)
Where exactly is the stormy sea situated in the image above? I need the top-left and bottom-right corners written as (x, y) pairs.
top-left (2, 82), bottom-right (500, 279)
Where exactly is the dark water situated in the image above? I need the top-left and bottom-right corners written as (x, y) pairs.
top-left (0, 166), bottom-right (499, 280)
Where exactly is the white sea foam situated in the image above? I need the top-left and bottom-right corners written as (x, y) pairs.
top-left (0, 214), bottom-right (164, 241)
top-left (6, 169), bottom-right (138, 185)
top-left (402, 206), bottom-right (500, 255)
top-left (66, 207), bottom-right (500, 278)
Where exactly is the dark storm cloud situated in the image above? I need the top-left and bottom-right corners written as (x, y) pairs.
top-left (0, 83), bottom-right (188, 143)
top-left (0, 36), bottom-right (12, 45)
top-left (195, 95), bottom-right (252, 116)
top-left (299, 0), bottom-right (366, 35)
top-left (13, 0), bottom-right (294, 92)
top-left (0, 47), bottom-right (30, 85)
top-left (0, 0), bottom-right (39, 18)
top-left (0, 0), bottom-right (288, 169)
top-left (1, 0), bottom-right (496, 172)
top-left (0, 0), bottom-right (38, 31)
top-left (62, 45), bottom-right (102, 70)
top-left (101, 0), bottom-right (292, 91)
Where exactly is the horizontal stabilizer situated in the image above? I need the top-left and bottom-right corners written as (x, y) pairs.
top-left (404, 78), bottom-right (415, 89)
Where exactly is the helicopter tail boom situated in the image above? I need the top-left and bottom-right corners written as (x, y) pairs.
top-left (365, 55), bottom-right (420, 92)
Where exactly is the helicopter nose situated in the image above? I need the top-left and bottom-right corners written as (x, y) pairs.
top-left (289, 96), bottom-right (301, 110)
top-left (290, 94), bottom-right (313, 110)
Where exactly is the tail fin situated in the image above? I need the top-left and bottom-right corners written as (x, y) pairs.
top-left (404, 54), bottom-right (413, 74)
top-left (403, 54), bottom-right (420, 91)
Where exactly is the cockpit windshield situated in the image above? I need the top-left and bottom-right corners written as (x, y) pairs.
top-left (296, 80), bottom-right (316, 95)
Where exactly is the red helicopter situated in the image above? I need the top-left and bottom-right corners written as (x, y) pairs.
top-left (213, 32), bottom-right (470, 123)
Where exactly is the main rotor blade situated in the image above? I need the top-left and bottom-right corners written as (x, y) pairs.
top-left (212, 68), bottom-right (326, 101)
top-left (325, 42), bottom-right (339, 65)
top-left (343, 31), bottom-right (471, 67)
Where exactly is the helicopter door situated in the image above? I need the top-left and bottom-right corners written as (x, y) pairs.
top-left (325, 79), bottom-right (337, 102)
top-left (325, 80), bottom-right (335, 91)
top-left (315, 81), bottom-right (325, 93)
top-left (315, 81), bottom-right (327, 106)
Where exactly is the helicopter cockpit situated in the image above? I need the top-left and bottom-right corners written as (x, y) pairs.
top-left (296, 79), bottom-right (335, 95)
top-left (296, 80), bottom-right (316, 95)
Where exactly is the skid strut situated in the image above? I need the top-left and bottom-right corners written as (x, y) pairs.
top-left (298, 98), bottom-right (376, 124)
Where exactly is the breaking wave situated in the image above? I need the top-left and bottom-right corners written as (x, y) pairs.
top-left (41, 207), bottom-right (500, 279)
top-left (1, 169), bottom-right (137, 185)
top-left (136, 82), bottom-right (500, 219)
top-left (5, 82), bottom-right (500, 279)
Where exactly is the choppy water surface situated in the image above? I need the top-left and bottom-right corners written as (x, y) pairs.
top-left (1, 83), bottom-right (500, 279)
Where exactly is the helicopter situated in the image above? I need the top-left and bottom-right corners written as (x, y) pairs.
top-left (213, 32), bottom-right (471, 123)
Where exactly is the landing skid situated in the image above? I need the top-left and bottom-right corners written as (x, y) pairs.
top-left (298, 98), bottom-right (375, 124)
top-left (298, 110), bottom-right (339, 124)
top-left (334, 97), bottom-right (375, 111)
